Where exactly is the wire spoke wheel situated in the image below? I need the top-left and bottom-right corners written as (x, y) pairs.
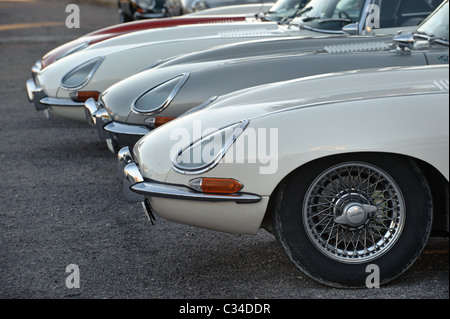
top-left (273, 155), bottom-right (433, 287)
top-left (303, 162), bottom-right (406, 263)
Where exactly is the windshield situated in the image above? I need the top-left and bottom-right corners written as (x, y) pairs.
top-left (291, 0), bottom-right (366, 30)
top-left (416, 1), bottom-right (449, 42)
top-left (264, 0), bottom-right (309, 22)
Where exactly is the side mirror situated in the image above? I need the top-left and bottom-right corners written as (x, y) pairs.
top-left (342, 22), bottom-right (359, 35)
top-left (393, 32), bottom-right (415, 51)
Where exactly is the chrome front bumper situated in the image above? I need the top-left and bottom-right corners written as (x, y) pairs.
top-left (119, 146), bottom-right (262, 205)
top-left (27, 60), bottom-right (85, 120)
top-left (85, 98), bottom-right (150, 152)
top-left (27, 80), bottom-right (84, 111)
top-left (103, 120), bottom-right (150, 153)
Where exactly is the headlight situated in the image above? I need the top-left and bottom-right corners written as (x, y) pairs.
top-left (172, 120), bottom-right (249, 174)
top-left (132, 73), bottom-right (189, 115)
top-left (60, 56), bottom-right (104, 90)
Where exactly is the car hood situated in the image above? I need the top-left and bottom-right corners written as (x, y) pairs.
top-left (133, 65), bottom-right (449, 182)
top-left (158, 33), bottom-right (397, 66)
top-left (40, 16), bottom-right (249, 69)
top-left (84, 21), bottom-right (282, 50)
top-left (36, 21), bottom-right (284, 96)
top-left (101, 34), bottom-right (397, 122)
top-left (104, 37), bottom-right (445, 124)
top-left (36, 20), bottom-right (418, 97)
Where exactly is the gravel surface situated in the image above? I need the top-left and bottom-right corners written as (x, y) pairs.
top-left (0, 0), bottom-right (448, 303)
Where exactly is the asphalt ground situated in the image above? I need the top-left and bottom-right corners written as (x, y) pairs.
top-left (0, 0), bottom-right (448, 307)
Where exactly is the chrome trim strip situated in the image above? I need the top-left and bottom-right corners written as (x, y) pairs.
top-left (39, 97), bottom-right (84, 107)
top-left (130, 180), bottom-right (262, 204)
top-left (358, 0), bottom-right (373, 34)
top-left (103, 121), bottom-right (150, 136)
top-left (131, 73), bottom-right (190, 116)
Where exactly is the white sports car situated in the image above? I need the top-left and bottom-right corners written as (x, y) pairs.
top-left (119, 65), bottom-right (449, 287)
top-left (26, 0), bottom-right (439, 121)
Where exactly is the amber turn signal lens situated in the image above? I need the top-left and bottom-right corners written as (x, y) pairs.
top-left (69, 91), bottom-right (100, 102)
top-left (189, 178), bottom-right (243, 194)
top-left (145, 116), bottom-right (176, 128)
top-left (155, 117), bottom-right (176, 127)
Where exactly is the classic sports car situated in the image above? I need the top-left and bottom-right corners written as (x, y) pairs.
top-left (26, 0), bottom-right (440, 122)
top-left (118, 64), bottom-right (449, 287)
top-left (87, 0), bottom-right (449, 151)
top-left (31, 0), bottom-right (285, 78)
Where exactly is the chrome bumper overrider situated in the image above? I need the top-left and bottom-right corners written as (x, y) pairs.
top-left (31, 60), bottom-right (42, 81)
top-left (84, 98), bottom-right (113, 139)
top-left (85, 98), bottom-right (148, 151)
top-left (27, 77), bottom-right (85, 112)
top-left (119, 146), bottom-right (262, 205)
top-left (26, 78), bottom-right (47, 111)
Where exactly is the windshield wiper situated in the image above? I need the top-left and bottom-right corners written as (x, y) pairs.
top-left (318, 18), bottom-right (352, 24)
top-left (301, 16), bottom-right (321, 22)
top-left (300, 16), bottom-right (353, 24)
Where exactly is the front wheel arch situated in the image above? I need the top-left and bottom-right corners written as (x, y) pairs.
top-left (263, 152), bottom-right (447, 235)
top-left (265, 152), bottom-right (434, 287)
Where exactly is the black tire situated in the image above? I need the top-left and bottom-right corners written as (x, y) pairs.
top-left (273, 153), bottom-right (433, 288)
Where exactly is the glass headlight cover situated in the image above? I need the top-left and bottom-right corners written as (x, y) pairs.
top-left (60, 56), bottom-right (103, 90)
top-left (172, 120), bottom-right (249, 174)
top-left (132, 73), bottom-right (189, 115)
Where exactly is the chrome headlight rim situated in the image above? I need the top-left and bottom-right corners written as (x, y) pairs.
top-left (60, 56), bottom-right (104, 91)
top-left (131, 73), bottom-right (190, 116)
top-left (171, 119), bottom-right (250, 175)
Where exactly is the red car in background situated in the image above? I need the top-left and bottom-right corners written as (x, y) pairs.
top-left (37, 15), bottom-right (245, 72)
top-left (32, 0), bottom-right (305, 76)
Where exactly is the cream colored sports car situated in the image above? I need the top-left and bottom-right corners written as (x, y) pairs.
top-left (27, 0), bottom-right (438, 122)
top-left (119, 65), bottom-right (449, 287)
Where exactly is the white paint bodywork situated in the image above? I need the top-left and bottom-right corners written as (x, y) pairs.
top-left (35, 12), bottom-right (415, 122)
top-left (132, 65), bottom-right (449, 234)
